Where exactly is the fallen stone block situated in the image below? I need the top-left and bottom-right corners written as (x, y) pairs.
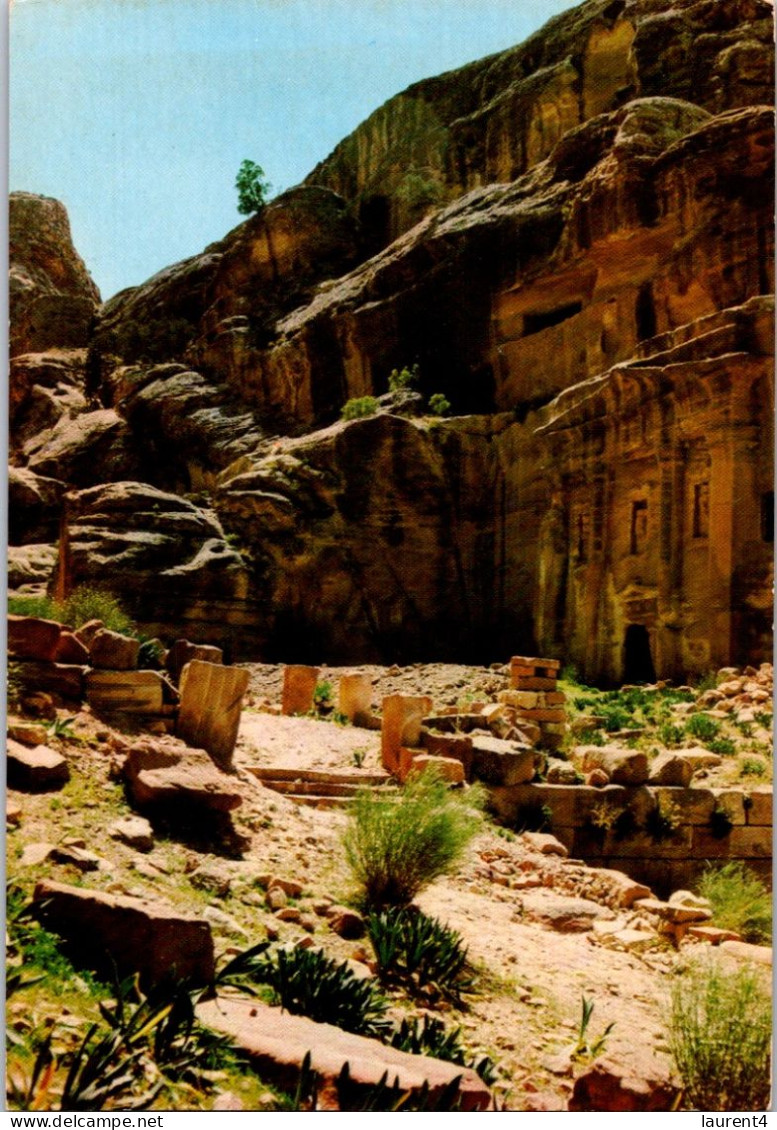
top-left (648, 752), bottom-right (693, 787)
top-left (196, 996), bottom-right (491, 1110)
top-left (282, 665), bottom-right (320, 716)
top-left (421, 731), bottom-right (474, 777)
top-left (590, 869), bottom-right (653, 909)
top-left (569, 1054), bottom-right (680, 1111)
top-left (177, 660), bottom-right (249, 771)
top-left (54, 632), bottom-right (90, 665)
top-left (719, 940), bottom-right (772, 965)
top-left (166, 639), bottom-right (223, 684)
top-left (13, 662), bottom-right (86, 701)
top-left (109, 815), bottom-right (155, 852)
top-left (408, 753), bottom-right (465, 785)
top-left (74, 619), bottom-right (104, 648)
top-left (33, 879), bottom-right (215, 987)
top-left (326, 905), bottom-right (366, 939)
top-left (470, 735), bottom-right (536, 786)
top-left (7, 721), bottom-right (49, 746)
top-left (580, 747), bottom-right (648, 786)
top-left (128, 757), bottom-right (243, 813)
top-left (520, 891), bottom-right (609, 933)
top-left (7, 738), bottom-right (69, 791)
top-left (8, 614), bottom-right (62, 661)
top-left (688, 925), bottom-right (742, 945)
top-left (86, 670), bottom-right (165, 714)
top-left (522, 832), bottom-right (567, 857)
top-left (634, 898), bottom-right (711, 925)
top-left (90, 629), bottom-right (140, 671)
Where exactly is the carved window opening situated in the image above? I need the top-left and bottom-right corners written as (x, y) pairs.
top-left (692, 482), bottom-right (709, 538)
top-left (635, 281), bottom-right (656, 342)
top-left (522, 301), bottom-right (582, 336)
top-left (761, 492), bottom-right (774, 543)
top-left (630, 499), bottom-right (648, 555)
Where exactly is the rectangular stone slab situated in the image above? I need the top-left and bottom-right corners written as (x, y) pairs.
top-left (33, 879), bottom-right (214, 987)
top-left (177, 659), bottom-right (249, 770)
top-left (196, 996), bottom-right (491, 1110)
top-left (86, 670), bottom-right (165, 713)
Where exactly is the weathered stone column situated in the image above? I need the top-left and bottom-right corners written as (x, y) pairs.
top-left (338, 673), bottom-right (372, 726)
top-left (381, 695), bottom-right (432, 774)
top-left (281, 665), bottom-right (320, 716)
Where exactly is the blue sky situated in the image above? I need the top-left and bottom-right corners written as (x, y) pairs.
top-left (11, 0), bottom-right (577, 299)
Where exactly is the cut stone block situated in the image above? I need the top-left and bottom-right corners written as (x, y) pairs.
top-left (281, 665), bottom-right (320, 716)
top-left (590, 868), bottom-right (653, 908)
top-left (87, 670), bottom-right (165, 714)
top-left (470, 734), bottom-right (536, 786)
top-left (196, 996), bottom-right (491, 1110)
top-left (745, 787), bottom-right (773, 825)
top-left (90, 629), bottom-right (140, 671)
top-left (8, 615), bottom-right (62, 661)
top-left (569, 1054), bottom-right (680, 1112)
top-left (381, 695), bottom-right (433, 774)
top-left (177, 660), bottom-right (249, 770)
top-left (422, 731), bottom-right (473, 777)
top-left (128, 757), bottom-right (243, 813)
top-left (408, 754), bottom-right (465, 785)
top-left (511, 655), bottom-right (561, 671)
top-left (33, 879), bottom-right (215, 987)
top-left (634, 898), bottom-right (711, 924)
top-left (523, 832), bottom-right (568, 857)
top-left (511, 676), bottom-right (558, 692)
top-left (13, 661), bottom-right (86, 701)
top-left (166, 639), bottom-right (223, 685)
top-left (7, 738), bottom-right (69, 791)
top-left (338, 672), bottom-right (372, 726)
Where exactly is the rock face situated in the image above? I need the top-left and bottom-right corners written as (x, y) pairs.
top-left (9, 0), bottom-right (774, 681)
top-left (9, 192), bottom-right (100, 357)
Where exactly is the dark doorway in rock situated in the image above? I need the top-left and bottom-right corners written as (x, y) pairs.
top-left (623, 624), bottom-right (655, 683)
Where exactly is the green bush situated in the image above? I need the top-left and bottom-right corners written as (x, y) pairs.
top-left (707, 737), bottom-right (736, 756)
top-left (388, 364), bottom-right (420, 392)
top-left (341, 396), bottom-right (380, 420)
top-left (427, 393), bottom-right (450, 416)
top-left (740, 758), bottom-right (766, 778)
top-left (9, 587), bottom-right (134, 635)
top-left (236, 158), bottom-right (271, 215)
top-left (367, 906), bottom-right (475, 1004)
top-left (658, 721), bottom-right (685, 747)
top-left (7, 595), bottom-right (59, 619)
top-left (685, 713), bottom-right (720, 743)
top-left (669, 957), bottom-right (771, 1110)
top-left (343, 767), bottom-right (483, 909)
top-left (697, 862), bottom-right (771, 943)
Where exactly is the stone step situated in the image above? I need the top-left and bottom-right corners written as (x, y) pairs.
top-left (246, 766), bottom-right (390, 786)
top-left (260, 778), bottom-right (364, 798)
top-left (287, 794), bottom-right (354, 809)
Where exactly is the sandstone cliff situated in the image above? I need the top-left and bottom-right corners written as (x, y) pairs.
top-left (8, 0), bottom-right (775, 678)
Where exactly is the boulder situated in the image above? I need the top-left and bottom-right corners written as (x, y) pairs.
top-left (648, 752), bottom-right (693, 787)
top-left (109, 816), bottom-right (155, 852)
top-left (7, 615), bottom-right (62, 661)
top-left (196, 996), bottom-right (491, 1110)
top-left (470, 735), bottom-right (537, 786)
top-left (123, 744), bottom-right (243, 813)
top-left (7, 738), bottom-right (69, 791)
top-left (8, 469), bottom-right (64, 544)
top-left (54, 632), bottom-right (90, 665)
top-left (177, 660), bottom-right (249, 770)
top-left (7, 721), bottom-right (50, 746)
top-left (569, 1054), bottom-right (680, 1112)
top-left (166, 639), bottom-right (223, 685)
top-left (326, 905), bottom-right (366, 940)
top-left (520, 890), bottom-right (610, 933)
top-left (580, 747), bottom-right (649, 787)
top-left (7, 542), bottom-right (59, 590)
top-left (32, 879), bottom-right (215, 987)
top-left (421, 731), bottom-right (474, 777)
top-left (89, 629), bottom-right (140, 671)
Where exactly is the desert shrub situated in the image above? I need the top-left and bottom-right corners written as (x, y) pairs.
top-left (341, 396), bottom-right (379, 420)
top-left (685, 713), bottom-right (720, 743)
top-left (707, 737), bottom-right (736, 756)
top-left (313, 680), bottom-right (333, 708)
top-left (753, 710), bottom-right (772, 729)
top-left (56, 586), bottom-right (134, 635)
top-left (599, 704), bottom-right (632, 732)
top-left (367, 906), bottom-right (475, 1004)
top-left (669, 957), bottom-right (771, 1110)
top-left (343, 767), bottom-right (483, 909)
top-left (7, 595), bottom-right (59, 619)
top-left (740, 757), bottom-right (766, 778)
top-left (388, 364), bottom-right (420, 392)
top-left (697, 862), bottom-right (771, 943)
top-left (427, 392), bottom-right (451, 416)
top-left (658, 721), bottom-right (685, 747)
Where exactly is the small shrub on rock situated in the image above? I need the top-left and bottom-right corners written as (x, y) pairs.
top-left (341, 396), bottom-right (380, 420)
top-left (344, 767), bottom-right (483, 909)
top-left (669, 956), bottom-right (771, 1110)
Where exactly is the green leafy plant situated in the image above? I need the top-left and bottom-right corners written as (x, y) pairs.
top-left (658, 721), bottom-right (685, 747)
top-left (236, 159), bottom-right (271, 215)
top-left (344, 767), bottom-right (483, 909)
top-left (342, 396), bottom-right (380, 420)
top-left (7, 595), bottom-right (59, 619)
top-left (753, 711), bottom-right (772, 729)
top-left (669, 957), bottom-right (771, 1110)
top-left (739, 758), bottom-right (767, 778)
top-left (571, 996), bottom-right (615, 1063)
top-left (313, 680), bottom-right (333, 708)
top-left (577, 728), bottom-right (605, 746)
top-left (427, 392), bottom-right (451, 416)
top-left (46, 715), bottom-right (79, 742)
top-left (707, 737), bottom-right (736, 756)
top-left (352, 748), bottom-right (367, 768)
top-left (218, 943), bottom-right (389, 1038)
top-left (685, 713), bottom-right (720, 743)
top-left (389, 1015), bottom-right (496, 1084)
top-left (388, 364), bottom-right (420, 392)
top-left (367, 906), bottom-right (475, 1005)
top-left (697, 862), bottom-right (771, 943)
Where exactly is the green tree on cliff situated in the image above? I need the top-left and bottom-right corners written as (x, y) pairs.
top-left (235, 159), bottom-right (271, 215)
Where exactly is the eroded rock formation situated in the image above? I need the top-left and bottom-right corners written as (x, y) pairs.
top-left (8, 0), bottom-right (774, 681)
